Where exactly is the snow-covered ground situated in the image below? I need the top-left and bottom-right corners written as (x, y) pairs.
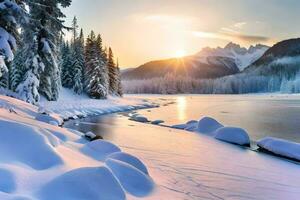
top-left (40, 88), bottom-right (157, 121)
top-left (65, 114), bottom-right (300, 200)
top-left (0, 93), bottom-right (156, 200)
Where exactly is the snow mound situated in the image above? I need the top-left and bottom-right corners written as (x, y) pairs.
top-left (38, 167), bottom-right (126, 200)
top-left (171, 123), bottom-right (188, 130)
top-left (214, 127), bottom-right (251, 146)
top-left (257, 137), bottom-right (300, 161)
top-left (83, 140), bottom-right (121, 160)
top-left (107, 152), bottom-right (149, 175)
top-left (130, 114), bottom-right (149, 123)
top-left (197, 117), bottom-right (224, 134)
top-left (0, 169), bottom-right (15, 193)
top-left (106, 159), bottom-right (155, 197)
top-left (0, 120), bottom-right (63, 170)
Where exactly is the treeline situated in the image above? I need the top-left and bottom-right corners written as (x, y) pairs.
top-left (123, 73), bottom-right (300, 94)
top-left (0, 0), bottom-right (122, 105)
top-left (60, 17), bottom-right (122, 99)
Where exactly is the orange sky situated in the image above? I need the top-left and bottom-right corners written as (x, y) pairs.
top-left (64, 0), bottom-right (300, 68)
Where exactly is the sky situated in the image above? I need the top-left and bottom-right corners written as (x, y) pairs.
top-left (63, 0), bottom-right (300, 68)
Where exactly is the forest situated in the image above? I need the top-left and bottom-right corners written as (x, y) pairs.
top-left (0, 0), bottom-right (122, 105)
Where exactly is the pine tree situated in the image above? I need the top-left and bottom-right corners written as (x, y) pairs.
top-left (25, 0), bottom-right (71, 101)
top-left (0, 0), bottom-right (26, 88)
top-left (116, 60), bottom-right (123, 96)
top-left (61, 42), bottom-right (73, 88)
top-left (84, 31), bottom-right (96, 91)
top-left (85, 33), bottom-right (108, 99)
top-left (107, 47), bottom-right (118, 95)
top-left (10, 48), bottom-right (24, 91)
top-left (16, 28), bottom-right (44, 104)
top-left (72, 28), bottom-right (85, 94)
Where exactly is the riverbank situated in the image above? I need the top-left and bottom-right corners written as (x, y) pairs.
top-left (65, 113), bottom-right (300, 200)
top-left (0, 94), bottom-right (156, 200)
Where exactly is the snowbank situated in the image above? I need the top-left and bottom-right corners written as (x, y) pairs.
top-left (0, 94), bottom-right (154, 199)
top-left (258, 137), bottom-right (300, 161)
top-left (214, 127), bottom-right (251, 146)
top-left (40, 88), bottom-right (157, 121)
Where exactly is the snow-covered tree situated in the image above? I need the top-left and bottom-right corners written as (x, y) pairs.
top-left (115, 60), bottom-right (123, 96)
top-left (107, 47), bottom-right (118, 95)
top-left (72, 29), bottom-right (85, 94)
top-left (0, 0), bottom-right (26, 87)
top-left (16, 28), bottom-right (44, 104)
top-left (25, 0), bottom-right (71, 101)
top-left (61, 41), bottom-right (73, 88)
top-left (85, 32), bottom-right (108, 99)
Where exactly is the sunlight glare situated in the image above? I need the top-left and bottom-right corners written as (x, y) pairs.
top-left (175, 50), bottom-right (187, 58)
top-left (177, 96), bottom-right (187, 121)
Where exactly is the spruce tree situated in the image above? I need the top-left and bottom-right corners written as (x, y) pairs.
top-left (72, 28), bottom-right (85, 94)
top-left (84, 30), bottom-right (96, 91)
top-left (61, 42), bottom-right (73, 88)
top-left (25, 0), bottom-right (71, 101)
top-left (85, 33), bottom-right (108, 99)
top-left (0, 0), bottom-right (26, 87)
top-left (116, 60), bottom-right (123, 96)
top-left (107, 47), bottom-right (117, 95)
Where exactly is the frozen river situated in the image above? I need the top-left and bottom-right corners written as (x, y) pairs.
top-left (135, 94), bottom-right (300, 143)
top-left (64, 94), bottom-right (300, 200)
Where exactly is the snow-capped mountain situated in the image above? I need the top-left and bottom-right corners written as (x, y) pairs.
top-left (196, 42), bottom-right (269, 71)
top-left (122, 42), bottom-right (269, 80)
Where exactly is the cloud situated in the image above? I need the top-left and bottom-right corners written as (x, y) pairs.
top-left (192, 30), bottom-right (271, 44)
top-left (233, 22), bottom-right (247, 29)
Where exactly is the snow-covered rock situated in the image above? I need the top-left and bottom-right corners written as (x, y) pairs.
top-left (107, 152), bottom-right (149, 175)
top-left (130, 114), bottom-right (149, 123)
top-left (257, 137), bottom-right (300, 161)
top-left (214, 127), bottom-right (251, 147)
top-left (106, 158), bottom-right (155, 197)
top-left (151, 120), bottom-right (164, 125)
top-left (197, 117), bottom-right (224, 134)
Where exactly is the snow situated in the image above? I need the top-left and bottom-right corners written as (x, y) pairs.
top-left (38, 166), bottom-right (126, 200)
top-left (258, 137), bottom-right (300, 161)
top-left (0, 27), bottom-right (14, 61)
top-left (105, 158), bottom-right (155, 197)
top-left (197, 117), bottom-right (224, 134)
top-left (83, 140), bottom-right (121, 160)
top-left (129, 114), bottom-right (149, 123)
top-left (85, 131), bottom-right (97, 139)
top-left (107, 152), bottom-right (149, 175)
top-left (151, 119), bottom-right (164, 125)
top-left (196, 43), bottom-right (269, 71)
top-left (40, 88), bottom-right (157, 120)
top-left (73, 113), bottom-right (300, 200)
top-left (214, 127), bottom-right (251, 146)
top-left (0, 94), bottom-right (154, 199)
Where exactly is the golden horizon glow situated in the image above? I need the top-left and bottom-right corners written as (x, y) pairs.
top-left (174, 50), bottom-right (187, 58)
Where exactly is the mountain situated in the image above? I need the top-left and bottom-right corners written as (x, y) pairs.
top-left (198, 43), bottom-right (269, 71)
top-left (245, 38), bottom-right (300, 77)
top-left (122, 42), bottom-right (269, 80)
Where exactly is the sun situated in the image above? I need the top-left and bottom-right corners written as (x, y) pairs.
top-left (174, 50), bottom-right (186, 58)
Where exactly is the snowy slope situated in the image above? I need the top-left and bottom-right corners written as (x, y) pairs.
top-left (196, 42), bottom-right (269, 71)
top-left (0, 94), bottom-right (155, 200)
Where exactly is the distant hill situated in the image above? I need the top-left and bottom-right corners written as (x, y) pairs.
top-left (244, 38), bottom-right (300, 78)
top-left (122, 42), bottom-right (269, 80)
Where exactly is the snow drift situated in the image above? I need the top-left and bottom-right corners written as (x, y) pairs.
top-left (258, 137), bottom-right (300, 161)
top-left (0, 94), bottom-right (154, 199)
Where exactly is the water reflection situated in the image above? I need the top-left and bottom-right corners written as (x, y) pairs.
top-left (177, 96), bottom-right (187, 121)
